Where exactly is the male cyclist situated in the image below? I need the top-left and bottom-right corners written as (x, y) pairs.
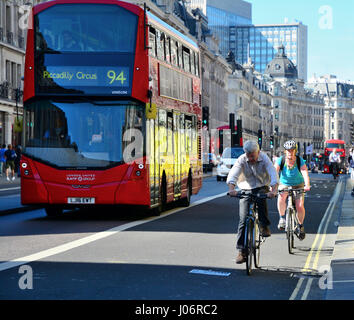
top-left (329, 148), bottom-right (341, 180)
top-left (227, 140), bottom-right (278, 264)
top-left (274, 140), bottom-right (311, 240)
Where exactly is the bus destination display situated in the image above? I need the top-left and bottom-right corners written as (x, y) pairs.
top-left (39, 66), bottom-right (130, 89)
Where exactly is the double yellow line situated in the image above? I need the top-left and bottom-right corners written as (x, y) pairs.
top-left (290, 179), bottom-right (343, 300)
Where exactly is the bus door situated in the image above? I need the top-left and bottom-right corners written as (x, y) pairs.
top-left (148, 117), bottom-right (159, 206)
top-left (173, 112), bottom-right (181, 198)
top-left (167, 112), bottom-right (174, 200)
top-left (180, 114), bottom-right (188, 194)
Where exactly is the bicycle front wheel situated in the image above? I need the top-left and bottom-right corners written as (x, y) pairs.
top-left (254, 221), bottom-right (261, 268)
top-left (245, 219), bottom-right (254, 275)
top-left (286, 208), bottom-right (295, 254)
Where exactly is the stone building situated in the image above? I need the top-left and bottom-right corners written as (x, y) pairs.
top-left (264, 45), bottom-right (324, 155)
top-left (0, 0), bottom-right (27, 146)
top-left (228, 45), bottom-right (324, 157)
top-left (307, 75), bottom-right (354, 147)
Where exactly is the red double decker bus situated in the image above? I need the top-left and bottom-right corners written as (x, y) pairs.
top-left (323, 139), bottom-right (346, 174)
top-left (21, 0), bottom-right (202, 216)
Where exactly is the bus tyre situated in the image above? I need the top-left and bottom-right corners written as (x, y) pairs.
top-left (45, 206), bottom-right (63, 217)
top-left (180, 175), bottom-right (192, 207)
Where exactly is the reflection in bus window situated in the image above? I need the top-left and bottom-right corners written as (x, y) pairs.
top-left (35, 4), bottom-right (137, 53)
top-left (24, 100), bottom-right (145, 168)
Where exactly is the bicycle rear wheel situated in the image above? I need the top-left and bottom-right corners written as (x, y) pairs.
top-left (245, 219), bottom-right (254, 275)
top-left (286, 208), bottom-right (295, 254)
top-left (254, 221), bottom-right (261, 268)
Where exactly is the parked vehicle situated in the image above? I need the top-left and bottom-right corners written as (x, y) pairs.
top-left (203, 153), bottom-right (218, 172)
top-left (216, 147), bottom-right (244, 181)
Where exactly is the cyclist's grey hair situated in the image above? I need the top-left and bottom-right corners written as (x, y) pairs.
top-left (243, 140), bottom-right (260, 154)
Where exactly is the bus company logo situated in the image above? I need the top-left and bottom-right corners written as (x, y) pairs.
top-left (66, 174), bottom-right (96, 182)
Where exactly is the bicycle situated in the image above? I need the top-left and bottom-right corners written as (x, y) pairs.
top-left (228, 191), bottom-right (269, 275)
top-left (278, 187), bottom-right (306, 254)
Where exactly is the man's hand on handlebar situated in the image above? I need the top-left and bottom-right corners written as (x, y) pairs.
top-left (228, 189), bottom-right (238, 197)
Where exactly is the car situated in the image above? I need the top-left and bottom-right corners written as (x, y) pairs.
top-left (203, 153), bottom-right (218, 172)
top-left (216, 147), bottom-right (244, 181)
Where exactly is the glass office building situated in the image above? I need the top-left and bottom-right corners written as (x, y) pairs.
top-left (188, 0), bottom-right (252, 57)
top-left (229, 23), bottom-right (308, 81)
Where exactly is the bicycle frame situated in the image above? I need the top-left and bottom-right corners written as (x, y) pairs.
top-left (229, 192), bottom-right (268, 275)
top-left (279, 187), bottom-right (304, 254)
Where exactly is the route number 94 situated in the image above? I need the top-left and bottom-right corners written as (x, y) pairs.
top-left (107, 70), bottom-right (127, 85)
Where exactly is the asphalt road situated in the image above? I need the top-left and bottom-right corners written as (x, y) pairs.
top-left (0, 173), bottom-right (343, 301)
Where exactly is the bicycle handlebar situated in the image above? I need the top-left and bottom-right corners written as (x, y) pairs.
top-left (277, 188), bottom-right (306, 195)
top-left (227, 192), bottom-right (269, 199)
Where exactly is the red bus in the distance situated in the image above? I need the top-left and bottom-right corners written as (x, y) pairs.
top-left (21, 0), bottom-right (202, 216)
top-left (323, 139), bottom-right (346, 174)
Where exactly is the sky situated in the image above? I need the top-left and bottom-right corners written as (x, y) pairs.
top-left (247, 0), bottom-right (354, 82)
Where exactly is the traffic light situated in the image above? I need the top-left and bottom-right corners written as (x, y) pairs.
top-left (350, 121), bottom-right (354, 144)
top-left (202, 106), bottom-right (209, 129)
top-left (270, 135), bottom-right (274, 148)
top-left (258, 129), bottom-right (262, 149)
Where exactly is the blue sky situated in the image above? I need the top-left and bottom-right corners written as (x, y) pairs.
top-left (247, 0), bottom-right (354, 82)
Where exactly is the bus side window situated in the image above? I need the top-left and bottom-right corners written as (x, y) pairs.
top-left (170, 39), bottom-right (178, 66)
top-left (149, 26), bottom-right (157, 57)
top-left (191, 51), bottom-right (195, 75)
top-left (178, 42), bottom-right (183, 69)
top-left (195, 53), bottom-right (200, 77)
top-left (182, 46), bottom-right (190, 73)
top-left (165, 37), bottom-right (171, 63)
top-left (156, 30), bottom-right (165, 61)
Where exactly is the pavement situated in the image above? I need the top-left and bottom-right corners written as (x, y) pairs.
top-left (325, 177), bottom-right (354, 300)
top-left (0, 174), bottom-right (36, 215)
top-left (0, 171), bottom-right (353, 300)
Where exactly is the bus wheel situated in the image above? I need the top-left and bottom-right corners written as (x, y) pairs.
top-left (180, 175), bottom-right (192, 207)
top-left (45, 206), bottom-right (63, 217)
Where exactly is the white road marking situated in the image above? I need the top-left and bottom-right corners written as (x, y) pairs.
top-left (0, 192), bottom-right (228, 272)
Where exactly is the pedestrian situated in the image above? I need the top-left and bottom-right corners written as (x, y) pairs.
top-left (14, 145), bottom-right (22, 177)
top-left (0, 144), bottom-right (6, 176)
top-left (4, 144), bottom-right (17, 181)
top-left (329, 148), bottom-right (341, 179)
top-left (349, 149), bottom-right (354, 181)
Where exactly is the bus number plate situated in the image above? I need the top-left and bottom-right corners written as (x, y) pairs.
top-left (67, 197), bottom-right (95, 204)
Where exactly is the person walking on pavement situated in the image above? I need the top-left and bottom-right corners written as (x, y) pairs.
top-left (0, 144), bottom-right (6, 177)
top-left (14, 145), bottom-right (22, 177)
top-left (226, 140), bottom-right (279, 264)
top-left (4, 144), bottom-right (17, 181)
top-left (329, 148), bottom-right (341, 180)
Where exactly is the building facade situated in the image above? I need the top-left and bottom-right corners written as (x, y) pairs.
top-left (229, 22), bottom-right (308, 82)
top-left (228, 46), bottom-right (324, 158)
top-left (0, 0), bottom-right (28, 146)
top-left (307, 75), bottom-right (354, 147)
